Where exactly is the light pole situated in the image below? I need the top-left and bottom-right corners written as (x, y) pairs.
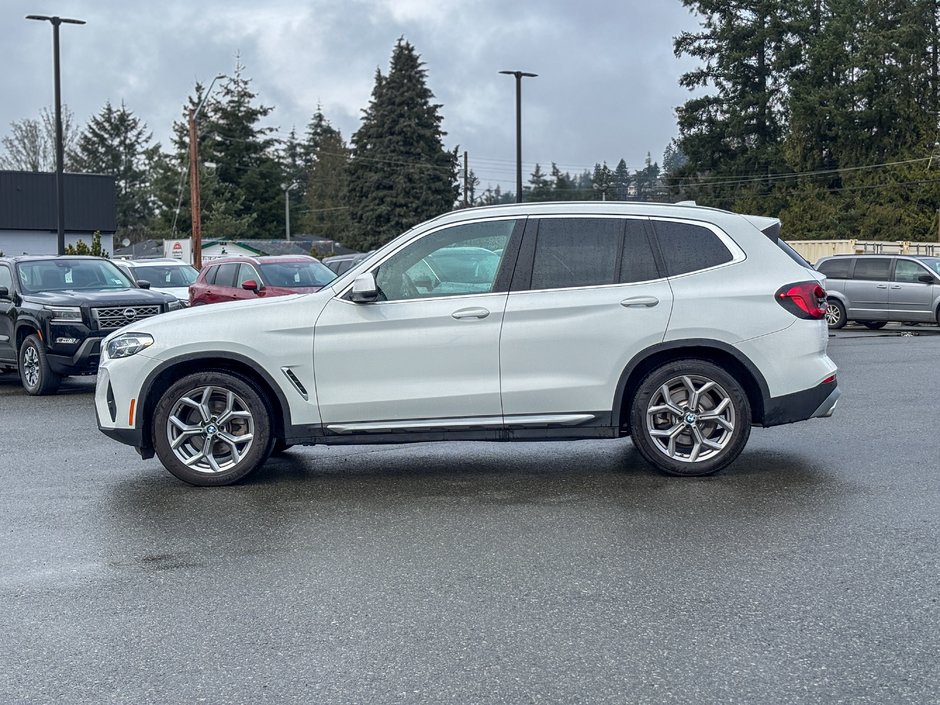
top-left (189, 74), bottom-right (224, 270)
top-left (283, 183), bottom-right (297, 241)
top-left (499, 70), bottom-right (537, 204)
top-left (26, 14), bottom-right (85, 256)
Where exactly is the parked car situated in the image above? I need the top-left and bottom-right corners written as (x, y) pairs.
top-left (189, 255), bottom-right (336, 306)
top-left (0, 255), bottom-right (181, 395)
top-left (815, 254), bottom-right (940, 328)
top-left (114, 258), bottom-right (199, 306)
top-left (321, 252), bottom-right (371, 275)
top-left (96, 202), bottom-right (839, 486)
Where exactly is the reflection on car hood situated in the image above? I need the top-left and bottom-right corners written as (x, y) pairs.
top-left (23, 289), bottom-right (173, 306)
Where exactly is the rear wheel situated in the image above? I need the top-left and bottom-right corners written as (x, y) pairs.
top-left (18, 334), bottom-right (61, 396)
top-left (825, 299), bottom-right (847, 329)
top-left (629, 359), bottom-right (751, 477)
top-left (152, 371), bottom-right (272, 486)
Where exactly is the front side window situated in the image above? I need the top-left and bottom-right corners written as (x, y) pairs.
top-left (653, 221), bottom-right (733, 276)
top-left (852, 258), bottom-right (890, 281)
top-left (0, 265), bottom-right (13, 293)
top-left (893, 260), bottom-right (930, 283)
top-left (237, 263), bottom-right (261, 286)
top-left (374, 220), bottom-right (516, 302)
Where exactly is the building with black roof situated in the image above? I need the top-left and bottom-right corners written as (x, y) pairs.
top-left (0, 170), bottom-right (116, 256)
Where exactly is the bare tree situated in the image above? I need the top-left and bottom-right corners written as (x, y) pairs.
top-left (0, 106), bottom-right (79, 171)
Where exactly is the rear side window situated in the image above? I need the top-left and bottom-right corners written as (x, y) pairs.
top-left (817, 258), bottom-right (851, 279)
top-left (653, 221), bottom-right (733, 276)
top-left (202, 266), bottom-right (219, 285)
top-left (852, 258), bottom-right (890, 281)
top-left (531, 218), bottom-right (622, 289)
top-left (214, 263), bottom-right (239, 287)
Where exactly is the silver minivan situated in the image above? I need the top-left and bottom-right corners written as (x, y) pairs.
top-left (816, 254), bottom-right (940, 328)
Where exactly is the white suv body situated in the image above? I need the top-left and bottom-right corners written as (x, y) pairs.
top-left (95, 202), bottom-right (839, 486)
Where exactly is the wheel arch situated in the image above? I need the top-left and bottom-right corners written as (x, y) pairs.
top-left (613, 340), bottom-right (769, 432)
top-left (136, 353), bottom-right (292, 454)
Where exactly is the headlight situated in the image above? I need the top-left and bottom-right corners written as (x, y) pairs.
top-left (106, 332), bottom-right (154, 359)
top-left (167, 300), bottom-right (183, 311)
top-left (44, 305), bottom-right (82, 322)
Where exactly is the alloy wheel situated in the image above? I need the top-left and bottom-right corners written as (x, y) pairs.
top-left (165, 385), bottom-right (256, 474)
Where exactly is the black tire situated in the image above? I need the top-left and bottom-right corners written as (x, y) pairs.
top-left (629, 359), bottom-right (751, 477)
top-left (861, 321), bottom-right (887, 330)
top-left (18, 334), bottom-right (61, 396)
top-left (152, 371), bottom-right (272, 486)
top-left (825, 299), bottom-right (847, 329)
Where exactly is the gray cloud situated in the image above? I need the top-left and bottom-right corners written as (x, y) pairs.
top-left (4, 0), bottom-right (699, 192)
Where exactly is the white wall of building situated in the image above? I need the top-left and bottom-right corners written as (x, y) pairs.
top-left (0, 231), bottom-right (115, 256)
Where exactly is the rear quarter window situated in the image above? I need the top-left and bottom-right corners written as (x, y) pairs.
top-left (816, 258), bottom-right (851, 279)
top-left (652, 221), bottom-right (733, 276)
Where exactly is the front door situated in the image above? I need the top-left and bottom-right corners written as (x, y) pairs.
top-left (314, 218), bottom-right (521, 429)
top-left (0, 264), bottom-right (15, 363)
top-left (888, 259), bottom-right (937, 321)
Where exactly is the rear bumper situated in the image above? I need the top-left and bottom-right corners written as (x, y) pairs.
top-left (762, 378), bottom-right (840, 427)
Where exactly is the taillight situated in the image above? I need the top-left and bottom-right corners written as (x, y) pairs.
top-left (775, 281), bottom-right (827, 319)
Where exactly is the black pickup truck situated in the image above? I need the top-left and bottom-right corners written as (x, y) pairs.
top-left (0, 255), bottom-right (182, 395)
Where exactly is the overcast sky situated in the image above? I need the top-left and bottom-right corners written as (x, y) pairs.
top-left (3, 0), bottom-right (701, 193)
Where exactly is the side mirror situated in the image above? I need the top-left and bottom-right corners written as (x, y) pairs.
top-left (917, 274), bottom-right (935, 284)
top-left (241, 279), bottom-right (261, 292)
top-left (0, 286), bottom-right (9, 299)
top-left (137, 280), bottom-right (151, 289)
top-left (350, 272), bottom-right (379, 303)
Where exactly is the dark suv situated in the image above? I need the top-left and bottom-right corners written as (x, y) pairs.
top-left (0, 255), bottom-right (181, 395)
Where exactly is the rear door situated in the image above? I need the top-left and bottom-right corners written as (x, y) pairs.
top-left (499, 216), bottom-right (672, 426)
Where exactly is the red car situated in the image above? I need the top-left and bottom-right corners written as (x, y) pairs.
top-left (189, 255), bottom-right (336, 306)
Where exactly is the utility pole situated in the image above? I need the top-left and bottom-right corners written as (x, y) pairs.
top-left (463, 151), bottom-right (469, 208)
top-left (188, 108), bottom-right (202, 269)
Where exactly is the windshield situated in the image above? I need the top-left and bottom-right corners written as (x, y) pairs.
top-left (258, 260), bottom-right (336, 288)
top-left (16, 259), bottom-right (136, 293)
top-left (916, 257), bottom-right (940, 276)
top-left (132, 264), bottom-right (199, 287)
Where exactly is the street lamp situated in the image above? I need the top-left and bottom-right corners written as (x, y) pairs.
top-left (189, 74), bottom-right (225, 270)
top-left (282, 182), bottom-right (297, 241)
top-left (26, 14), bottom-right (85, 256)
top-left (499, 70), bottom-right (537, 204)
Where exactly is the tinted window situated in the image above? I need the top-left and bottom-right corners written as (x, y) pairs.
top-left (852, 258), bottom-right (890, 281)
top-left (202, 266), bottom-right (219, 285)
top-left (620, 220), bottom-right (660, 283)
top-left (214, 263), bottom-right (239, 287)
top-left (0, 265), bottom-right (12, 293)
top-left (531, 218), bottom-right (622, 289)
top-left (817, 258), bottom-right (851, 279)
top-left (653, 221), bottom-right (733, 276)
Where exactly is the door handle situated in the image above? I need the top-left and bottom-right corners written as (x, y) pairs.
top-left (890, 285), bottom-right (901, 289)
top-left (620, 296), bottom-right (659, 308)
top-left (452, 307), bottom-right (489, 320)
top-left (876, 284), bottom-right (888, 289)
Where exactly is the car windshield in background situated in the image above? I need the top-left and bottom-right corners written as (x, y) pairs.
top-left (133, 265), bottom-right (199, 286)
top-left (917, 257), bottom-right (940, 276)
top-left (16, 260), bottom-right (134, 293)
top-left (258, 261), bottom-right (336, 288)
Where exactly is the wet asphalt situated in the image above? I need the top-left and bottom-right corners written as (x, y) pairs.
top-left (0, 326), bottom-right (938, 704)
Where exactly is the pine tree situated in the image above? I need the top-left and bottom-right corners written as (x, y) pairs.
top-left (71, 101), bottom-right (157, 237)
top-left (612, 159), bottom-right (632, 201)
top-left (346, 39), bottom-right (459, 250)
top-left (301, 121), bottom-right (352, 241)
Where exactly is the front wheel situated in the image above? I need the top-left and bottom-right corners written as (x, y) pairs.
top-left (18, 334), bottom-right (61, 396)
top-left (861, 321), bottom-right (887, 330)
top-left (825, 299), bottom-right (847, 329)
top-left (152, 371), bottom-right (272, 486)
top-left (629, 360), bottom-right (751, 477)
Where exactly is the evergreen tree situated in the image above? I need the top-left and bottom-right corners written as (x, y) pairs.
top-left (612, 159), bottom-right (632, 201)
top-left (71, 101), bottom-right (157, 237)
top-left (346, 39), bottom-right (459, 250)
top-left (528, 163), bottom-right (552, 201)
top-left (206, 60), bottom-right (284, 238)
top-left (301, 123), bottom-right (352, 241)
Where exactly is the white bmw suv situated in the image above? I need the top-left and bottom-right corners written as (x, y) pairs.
top-left (95, 202), bottom-right (839, 486)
